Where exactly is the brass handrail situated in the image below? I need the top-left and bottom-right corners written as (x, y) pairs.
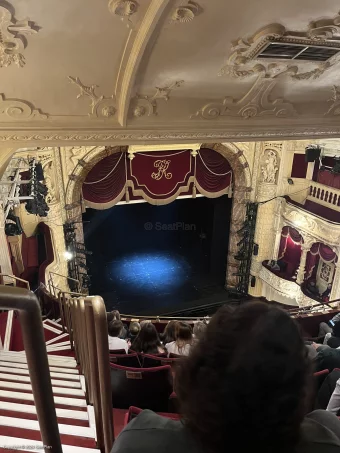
top-left (0, 273), bottom-right (30, 290)
top-left (49, 271), bottom-right (81, 295)
top-left (88, 296), bottom-right (114, 452)
top-left (49, 271), bottom-right (79, 283)
top-left (0, 286), bottom-right (61, 453)
top-left (70, 295), bottom-right (114, 453)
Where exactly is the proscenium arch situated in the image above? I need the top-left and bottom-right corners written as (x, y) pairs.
top-left (67, 143), bottom-right (252, 289)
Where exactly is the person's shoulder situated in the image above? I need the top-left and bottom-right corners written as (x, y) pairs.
top-left (111, 411), bottom-right (198, 453)
top-left (298, 410), bottom-right (340, 452)
top-left (165, 341), bottom-right (175, 349)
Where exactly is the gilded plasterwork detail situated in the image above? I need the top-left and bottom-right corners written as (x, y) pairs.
top-left (192, 78), bottom-right (296, 120)
top-left (68, 76), bottom-right (116, 118)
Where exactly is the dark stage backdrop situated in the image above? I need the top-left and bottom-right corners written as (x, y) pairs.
top-left (82, 195), bottom-right (232, 314)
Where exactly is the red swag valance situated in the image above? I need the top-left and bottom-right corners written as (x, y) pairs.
top-left (82, 148), bottom-right (233, 209)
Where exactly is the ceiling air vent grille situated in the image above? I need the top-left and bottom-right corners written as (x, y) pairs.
top-left (256, 42), bottom-right (340, 62)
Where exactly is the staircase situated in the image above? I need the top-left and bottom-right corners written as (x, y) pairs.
top-left (0, 313), bottom-right (99, 453)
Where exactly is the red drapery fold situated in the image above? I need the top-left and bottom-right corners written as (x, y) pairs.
top-left (305, 242), bottom-right (337, 280)
top-left (82, 149), bottom-right (233, 207)
top-left (195, 148), bottom-right (232, 197)
top-left (278, 226), bottom-right (303, 267)
top-left (82, 153), bottom-right (126, 208)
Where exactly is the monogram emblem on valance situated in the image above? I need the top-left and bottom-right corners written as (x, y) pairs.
top-left (151, 159), bottom-right (172, 180)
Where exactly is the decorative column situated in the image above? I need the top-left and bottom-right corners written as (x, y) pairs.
top-left (272, 201), bottom-right (284, 260)
top-left (248, 144), bottom-right (282, 297)
top-left (296, 237), bottom-right (313, 285)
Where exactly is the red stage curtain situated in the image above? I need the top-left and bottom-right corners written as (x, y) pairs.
top-left (82, 149), bottom-right (233, 207)
top-left (196, 148), bottom-right (232, 196)
top-left (317, 169), bottom-right (340, 189)
top-left (82, 153), bottom-right (126, 207)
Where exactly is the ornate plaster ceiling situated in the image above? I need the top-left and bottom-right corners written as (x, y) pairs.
top-left (2, 0), bottom-right (340, 146)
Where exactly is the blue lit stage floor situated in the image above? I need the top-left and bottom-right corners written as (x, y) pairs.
top-left (91, 250), bottom-right (227, 315)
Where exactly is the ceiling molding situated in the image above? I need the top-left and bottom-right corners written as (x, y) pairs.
top-left (116, 0), bottom-right (170, 127)
top-left (2, 122), bottom-right (340, 146)
top-left (0, 5), bottom-right (40, 68)
top-left (191, 77), bottom-right (296, 120)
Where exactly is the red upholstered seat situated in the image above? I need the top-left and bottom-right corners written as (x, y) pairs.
top-left (123, 406), bottom-right (181, 427)
top-left (314, 369), bottom-right (329, 390)
top-left (110, 363), bottom-right (173, 412)
top-left (138, 353), bottom-right (166, 368)
top-left (109, 349), bottom-right (127, 354)
top-left (109, 353), bottom-right (141, 368)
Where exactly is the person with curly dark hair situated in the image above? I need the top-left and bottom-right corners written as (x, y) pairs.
top-left (111, 301), bottom-right (340, 453)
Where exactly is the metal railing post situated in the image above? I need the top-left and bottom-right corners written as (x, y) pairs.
top-left (0, 286), bottom-right (62, 453)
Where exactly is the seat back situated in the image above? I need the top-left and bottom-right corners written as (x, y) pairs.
top-left (124, 406), bottom-right (181, 426)
top-left (110, 363), bottom-right (173, 412)
top-left (109, 349), bottom-right (127, 354)
top-left (109, 353), bottom-right (141, 368)
top-left (314, 369), bottom-right (330, 390)
top-left (139, 353), bottom-right (166, 368)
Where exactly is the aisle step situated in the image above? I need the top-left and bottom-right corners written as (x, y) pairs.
top-left (0, 373), bottom-right (81, 388)
top-left (0, 436), bottom-right (99, 453)
top-left (46, 333), bottom-right (70, 345)
top-left (0, 361), bottom-right (79, 374)
top-left (0, 402), bottom-right (88, 421)
top-left (0, 353), bottom-right (76, 367)
top-left (0, 380), bottom-right (85, 397)
top-left (0, 366), bottom-right (81, 381)
top-left (0, 390), bottom-right (87, 408)
top-left (0, 402), bottom-right (89, 426)
top-left (0, 415), bottom-right (94, 438)
top-left (0, 425), bottom-right (96, 449)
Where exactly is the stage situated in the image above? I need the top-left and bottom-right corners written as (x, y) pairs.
top-left (83, 195), bottom-right (232, 315)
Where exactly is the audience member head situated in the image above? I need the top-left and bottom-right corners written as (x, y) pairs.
top-left (163, 320), bottom-right (177, 344)
top-left (108, 320), bottom-right (123, 338)
top-left (175, 321), bottom-right (193, 354)
top-left (132, 322), bottom-right (162, 354)
top-left (107, 310), bottom-right (121, 323)
top-left (140, 319), bottom-right (151, 328)
top-left (129, 321), bottom-right (141, 337)
top-left (333, 320), bottom-right (340, 338)
top-left (193, 321), bottom-right (207, 341)
top-left (176, 301), bottom-right (311, 453)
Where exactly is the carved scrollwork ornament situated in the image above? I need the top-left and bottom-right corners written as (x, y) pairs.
top-left (108, 0), bottom-right (139, 17)
top-left (68, 76), bottom-right (116, 119)
top-left (171, 1), bottom-right (201, 24)
top-left (192, 78), bottom-right (296, 120)
top-left (0, 6), bottom-right (40, 68)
